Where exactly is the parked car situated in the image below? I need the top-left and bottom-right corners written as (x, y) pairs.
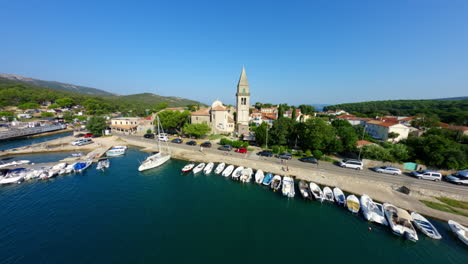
top-left (200, 141), bottom-right (212, 148)
top-left (91, 134), bottom-right (101, 138)
top-left (186, 141), bottom-right (197, 146)
top-left (236, 147), bottom-right (248, 153)
top-left (446, 171), bottom-right (468, 185)
top-left (144, 133), bottom-right (155, 139)
top-left (71, 139), bottom-right (83, 146)
top-left (84, 133), bottom-right (94, 138)
top-left (71, 139), bottom-right (93, 146)
top-left (299, 157), bottom-right (318, 164)
top-left (374, 166), bottom-right (402, 175)
top-left (158, 133), bottom-right (169, 141)
top-left (276, 153), bottom-right (292, 160)
top-left (257, 150), bottom-right (273, 157)
top-left (218, 145), bottom-right (232, 151)
top-left (171, 138), bottom-right (183, 144)
top-left (411, 170), bottom-right (442, 181)
top-left (339, 159), bottom-right (363, 170)
top-left (74, 133), bottom-right (85, 138)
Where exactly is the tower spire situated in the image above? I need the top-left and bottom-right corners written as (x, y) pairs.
top-left (237, 66), bottom-right (249, 89)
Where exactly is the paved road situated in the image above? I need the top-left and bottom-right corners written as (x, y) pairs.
top-left (124, 135), bottom-right (468, 196)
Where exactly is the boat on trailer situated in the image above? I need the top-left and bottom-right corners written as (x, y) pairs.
top-left (411, 212), bottom-right (441, 239)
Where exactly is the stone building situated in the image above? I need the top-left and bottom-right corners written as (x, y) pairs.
top-left (236, 66), bottom-right (250, 135)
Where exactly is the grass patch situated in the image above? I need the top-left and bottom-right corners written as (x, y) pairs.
top-left (320, 156), bottom-right (337, 163)
top-left (207, 134), bottom-right (226, 140)
top-left (435, 197), bottom-right (468, 210)
top-left (247, 147), bottom-right (255, 152)
top-left (419, 200), bottom-right (468, 217)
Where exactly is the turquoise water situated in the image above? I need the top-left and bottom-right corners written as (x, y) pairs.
top-left (0, 148), bottom-right (467, 264)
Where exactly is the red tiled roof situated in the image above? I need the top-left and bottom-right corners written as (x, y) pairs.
top-left (191, 108), bottom-right (210, 116)
top-left (356, 140), bottom-right (375, 147)
top-left (399, 116), bottom-right (414, 121)
top-left (439, 122), bottom-right (450, 128)
top-left (337, 114), bottom-right (356, 119)
top-left (211, 105), bottom-right (227, 111)
top-left (367, 120), bottom-right (400, 127)
top-left (449, 125), bottom-right (468, 131)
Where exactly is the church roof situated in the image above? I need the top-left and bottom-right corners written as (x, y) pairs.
top-left (212, 105), bottom-right (227, 111)
top-left (191, 108), bottom-right (210, 116)
top-left (237, 66), bottom-right (249, 88)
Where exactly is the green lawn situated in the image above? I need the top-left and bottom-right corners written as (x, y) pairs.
top-left (207, 134), bottom-right (226, 140)
top-left (419, 200), bottom-right (468, 217)
top-left (435, 197), bottom-right (468, 210)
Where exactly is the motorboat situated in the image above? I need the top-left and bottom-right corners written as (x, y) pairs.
top-left (137, 115), bottom-right (171, 171)
top-left (70, 153), bottom-right (83, 157)
top-left (309, 182), bottom-right (323, 202)
top-left (193, 163), bottom-right (206, 174)
top-left (360, 194), bottom-right (388, 226)
top-left (203, 162), bottom-right (214, 174)
top-left (333, 187), bottom-right (346, 206)
top-left (323, 187), bottom-right (334, 202)
top-left (64, 164), bottom-right (75, 174)
top-left (282, 176), bottom-right (295, 198)
top-left (254, 170), bottom-right (264, 184)
top-left (52, 163), bottom-right (67, 171)
top-left (25, 169), bottom-right (43, 180)
top-left (106, 146), bottom-right (128, 157)
top-left (96, 159), bottom-right (110, 170)
top-left (298, 180), bottom-right (312, 200)
top-left (222, 165), bottom-right (235, 177)
top-left (240, 168), bottom-right (253, 183)
top-left (73, 160), bottom-right (93, 173)
top-left (346, 195), bottom-right (360, 213)
top-left (0, 168), bottom-right (26, 184)
top-left (448, 220), bottom-right (468, 246)
top-left (271, 175), bottom-right (282, 191)
top-left (262, 173), bottom-right (273, 186)
top-left (411, 212), bottom-right (441, 239)
top-left (383, 203), bottom-right (418, 242)
top-left (0, 160), bottom-right (31, 168)
top-left (182, 163), bottom-right (195, 173)
top-left (214, 163), bottom-right (225, 174)
top-left (232, 166), bottom-right (244, 180)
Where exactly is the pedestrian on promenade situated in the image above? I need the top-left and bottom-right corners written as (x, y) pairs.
top-left (317, 159), bottom-right (319, 168)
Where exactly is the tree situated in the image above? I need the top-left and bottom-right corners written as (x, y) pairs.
top-left (182, 123), bottom-right (211, 138)
top-left (155, 102), bottom-right (169, 112)
top-left (291, 106), bottom-right (297, 120)
top-left (158, 110), bottom-right (190, 133)
top-left (332, 119), bottom-right (358, 152)
top-left (86, 116), bottom-right (107, 135)
top-left (187, 104), bottom-right (198, 112)
top-left (361, 144), bottom-right (393, 162)
top-left (269, 117), bottom-right (295, 146)
top-left (146, 128), bottom-right (153, 134)
top-left (299, 104), bottom-right (315, 115)
top-left (388, 132), bottom-right (400, 140)
top-left (56, 97), bottom-right (74, 108)
top-left (18, 102), bottom-right (39, 109)
top-left (297, 118), bottom-right (336, 154)
top-left (63, 111), bottom-right (74, 123)
top-left (48, 104), bottom-right (60, 109)
top-left (254, 122), bottom-right (269, 146)
top-left (389, 144), bottom-right (409, 161)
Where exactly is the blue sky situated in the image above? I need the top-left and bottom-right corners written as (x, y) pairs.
top-left (1, 0), bottom-right (467, 105)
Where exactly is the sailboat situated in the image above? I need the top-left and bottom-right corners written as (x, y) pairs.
top-left (138, 115), bottom-right (171, 172)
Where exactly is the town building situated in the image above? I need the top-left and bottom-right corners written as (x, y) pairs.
top-left (365, 120), bottom-right (410, 142)
top-left (190, 101), bottom-right (235, 134)
top-left (236, 66), bottom-right (250, 135)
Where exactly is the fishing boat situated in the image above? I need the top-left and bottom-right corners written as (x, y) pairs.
top-left (240, 168), bottom-right (253, 183)
top-left (298, 181), bottom-right (312, 200)
top-left (193, 163), bottom-right (206, 174)
top-left (309, 182), bottom-right (323, 202)
top-left (411, 212), bottom-right (441, 239)
top-left (106, 146), bottom-right (128, 157)
top-left (73, 160), bottom-right (93, 173)
top-left (203, 162), bottom-right (214, 175)
top-left (333, 187), bottom-right (346, 206)
top-left (232, 166), bottom-right (244, 180)
top-left (96, 159), bottom-right (110, 170)
top-left (214, 163), bottom-right (225, 174)
top-left (222, 165), bottom-right (235, 177)
top-left (182, 163), bottom-right (195, 173)
top-left (0, 160), bottom-right (31, 168)
top-left (0, 168), bottom-right (26, 184)
top-left (360, 194), bottom-right (388, 226)
top-left (448, 220), bottom-right (468, 246)
top-left (254, 170), bottom-right (264, 184)
top-left (138, 115), bottom-right (171, 171)
top-left (271, 175), bottom-right (282, 191)
top-left (346, 195), bottom-right (360, 213)
top-left (323, 187), bottom-right (334, 202)
top-left (262, 173), bottom-right (273, 186)
top-left (282, 176), bottom-right (295, 198)
top-left (383, 203), bottom-right (418, 242)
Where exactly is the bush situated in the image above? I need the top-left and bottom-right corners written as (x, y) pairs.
top-left (271, 145), bottom-right (280, 154)
top-left (219, 138), bottom-right (248, 148)
top-left (297, 150), bottom-right (304, 156)
top-left (305, 150), bottom-right (312, 157)
top-left (313, 150), bottom-right (323, 160)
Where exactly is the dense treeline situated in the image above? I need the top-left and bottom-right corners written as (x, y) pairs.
top-left (325, 99), bottom-right (468, 125)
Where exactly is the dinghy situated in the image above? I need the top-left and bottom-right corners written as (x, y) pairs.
top-left (448, 220), bottom-right (468, 246)
top-left (323, 187), bottom-right (334, 202)
top-left (346, 195), bottom-right (360, 213)
top-left (0, 160), bottom-right (31, 168)
top-left (192, 163), bottom-right (205, 174)
top-left (298, 181), bottom-right (312, 200)
top-left (271, 175), bottom-right (282, 191)
top-left (182, 163), bottom-right (195, 173)
top-left (383, 203), bottom-right (418, 242)
top-left (203, 162), bottom-right (214, 174)
top-left (96, 159), bottom-right (110, 170)
top-left (333, 187), bottom-right (346, 206)
top-left (282, 176), bottom-right (295, 198)
top-left (214, 163), bottom-right (225, 174)
top-left (262, 173), bottom-right (273, 186)
top-left (240, 168), bottom-right (253, 183)
top-left (411, 212), bottom-right (441, 239)
top-left (73, 160), bottom-right (92, 173)
top-left (0, 168), bottom-right (26, 184)
top-left (360, 194), bottom-right (388, 226)
top-left (222, 165), bottom-right (235, 177)
top-left (309, 182), bottom-right (323, 202)
top-left (232, 166), bottom-right (244, 180)
top-left (254, 170), bottom-right (264, 184)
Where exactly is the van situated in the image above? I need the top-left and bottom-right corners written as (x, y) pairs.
top-left (411, 170), bottom-right (442, 181)
top-left (339, 159), bottom-right (363, 170)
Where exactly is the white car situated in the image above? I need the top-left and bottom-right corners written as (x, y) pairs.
top-left (339, 159), bottom-right (363, 170)
top-left (446, 171), bottom-right (468, 185)
top-left (374, 166), bottom-right (402, 175)
top-left (71, 139), bottom-right (83, 146)
top-left (158, 133), bottom-right (169, 142)
top-left (411, 170), bottom-right (442, 181)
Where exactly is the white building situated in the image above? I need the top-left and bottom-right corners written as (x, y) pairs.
top-left (236, 66), bottom-right (250, 135)
top-left (365, 120), bottom-right (410, 142)
top-left (190, 100), bottom-right (235, 134)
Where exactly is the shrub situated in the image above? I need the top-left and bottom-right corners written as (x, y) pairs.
top-left (271, 145), bottom-right (280, 154)
top-left (219, 138), bottom-right (248, 148)
top-left (305, 150), bottom-right (312, 157)
top-left (313, 150), bottom-right (323, 160)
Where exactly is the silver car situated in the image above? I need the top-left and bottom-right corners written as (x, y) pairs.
top-left (375, 166), bottom-right (402, 175)
top-left (446, 171), bottom-right (468, 185)
top-left (411, 170), bottom-right (442, 181)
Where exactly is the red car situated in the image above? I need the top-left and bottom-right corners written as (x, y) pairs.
top-left (84, 133), bottom-right (94, 138)
top-left (236, 147), bottom-right (248, 153)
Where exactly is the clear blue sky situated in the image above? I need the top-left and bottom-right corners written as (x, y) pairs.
top-left (1, 0), bottom-right (467, 105)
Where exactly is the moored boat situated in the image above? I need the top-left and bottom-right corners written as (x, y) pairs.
top-left (96, 159), bottom-right (110, 170)
top-left (298, 180), bottom-right (312, 200)
top-left (73, 160), bottom-right (93, 173)
top-left (203, 162), bottom-right (214, 174)
top-left (333, 187), bottom-right (346, 206)
top-left (0, 168), bottom-right (26, 184)
top-left (448, 220), bottom-right (468, 246)
top-left (182, 163), bottom-right (195, 173)
top-left (240, 168), bottom-right (253, 183)
top-left (282, 176), bottom-right (295, 198)
top-left (137, 115), bottom-right (171, 172)
top-left (106, 146), bottom-right (128, 157)
top-left (232, 166), bottom-right (244, 180)
top-left (254, 170), bottom-right (264, 184)
top-left (0, 160), bottom-right (31, 168)
top-left (309, 182), bottom-right (323, 202)
top-left (193, 163), bottom-right (206, 174)
top-left (271, 175), bottom-right (282, 191)
top-left (383, 203), bottom-right (418, 242)
top-left (346, 195), bottom-right (360, 213)
top-left (411, 212), bottom-right (441, 239)
top-left (222, 165), bottom-right (235, 177)
top-left (262, 173), bottom-right (273, 186)
top-left (323, 187), bottom-right (334, 202)
top-left (214, 163), bottom-right (225, 174)
top-left (360, 194), bottom-right (388, 226)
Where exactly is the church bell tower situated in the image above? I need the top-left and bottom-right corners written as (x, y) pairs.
top-left (236, 66), bottom-right (250, 135)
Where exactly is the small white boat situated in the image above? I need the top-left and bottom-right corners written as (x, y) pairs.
top-left (52, 163), bottom-right (67, 171)
top-left (323, 187), bottom-right (334, 202)
top-left (138, 152), bottom-right (171, 171)
top-left (282, 176), bottom-right (295, 198)
top-left (64, 164), bottom-right (75, 174)
top-left (193, 163), bottom-right (206, 174)
top-left (232, 166), bottom-right (244, 180)
top-left (271, 175), bottom-right (282, 191)
top-left (182, 163), bottom-right (195, 173)
top-left (106, 146), bottom-right (128, 157)
top-left (383, 203), bottom-right (418, 242)
top-left (309, 182), bottom-right (323, 202)
top-left (70, 153), bottom-right (83, 157)
top-left (222, 165), bottom-right (235, 177)
top-left (214, 163), bottom-right (225, 174)
top-left (346, 195), bottom-right (360, 213)
top-left (240, 168), bottom-right (253, 183)
top-left (0, 160), bottom-right (31, 168)
top-left (203, 162), bottom-right (214, 174)
top-left (254, 170), bottom-right (264, 184)
top-left (25, 169), bottom-right (43, 180)
top-left (96, 159), bottom-right (110, 170)
top-left (0, 168), bottom-right (26, 184)
top-left (411, 212), bottom-right (441, 239)
top-left (448, 220), bottom-right (468, 246)
top-left (333, 187), bottom-right (346, 206)
top-left (360, 194), bottom-right (388, 226)
top-left (298, 181), bottom-right (312, 200)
